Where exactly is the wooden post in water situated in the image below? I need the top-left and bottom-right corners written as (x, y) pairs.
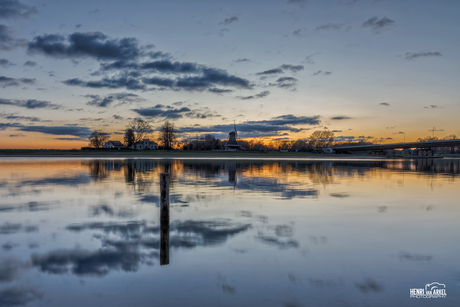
top-left (160, 173), bottom-right (170, 265)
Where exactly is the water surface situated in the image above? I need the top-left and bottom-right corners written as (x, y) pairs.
top-left (0, 158), bottom-right (459, 306)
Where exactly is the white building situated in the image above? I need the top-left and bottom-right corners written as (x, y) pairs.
top-left (103, 141), bottom-right (125, 149)
top-left (136, 139), bottom-right (158, 150)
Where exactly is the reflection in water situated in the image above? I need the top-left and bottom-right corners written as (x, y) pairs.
top-left (0, 158), bottom-right (459, 306)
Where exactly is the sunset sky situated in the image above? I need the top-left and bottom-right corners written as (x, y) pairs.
top-left (1, 0), bottom-right (459, 149)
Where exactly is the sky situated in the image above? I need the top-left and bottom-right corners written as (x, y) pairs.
top-left (0, 0), bottom-right (459, 149)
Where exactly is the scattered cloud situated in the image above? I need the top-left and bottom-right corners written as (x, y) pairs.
top-left (256, 64), bottom-right (303, 76)
top-left (362, 16), bottom-right (394, 32)
top-left (132, 105), bottom-right (191, 119)
top-left (18, 125), bottom-right (92, 139)
top-left (0, 58), bottom-right (15, 67)
top-left (236, 91), bottom-right (270, 100)
top-left (28, 32), bottom-right (141, 61)
top-left (85, 92), bottom-right (144, 107)
top-left (256, 68), bottom-right (283, 76)
top-left (0, 0), bottom-right (38, 19)
top-left (0, 98), bottom-right (62, 109)
top-left (208, 88), bottom-right (233, 94)
top-left (0, 112), bottom-right (42, 122)
top-left (312, 70), bottom-right (331, 76)
top-left (269, 77), bottom-right (297, 89)
top-left (316, 23), bottom-right (345, 31)
top-left (23, 60), bottom-right (37, 67)
top-left (424, 104), bottom-right (442, 109)
top-left (9, 133), bottom-right (25, 137)
top-left (0, 76), bottom-right (35, 87)
top-left (220, 16), bottom-right (239, 25)
top-left (233, 58), bottom-right (251, 63)
top-left (331, 116), bottom-right (352, 120)
top-left (0, 24), bottom-right (25, 50)
top-left (404, 52), bottom-right (441, 61)
top-left (379, 102), bottom-right (390, 106)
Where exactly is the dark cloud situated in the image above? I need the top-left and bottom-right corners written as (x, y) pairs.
top-left (220, 16), bottom-right (239, 25)
top-left (132, 105), bottom-right (192, 119)
top-left (141, 76), bottom-right (175, 87)
top-left (316, 23), bottom-right (344, 30)
top-left (18, 125), bottom-right (92, 138)
top-left (208, 88), bottom-right (233, 94)
top-left (140, 60), bottom-right (201, 74)
top-left (0, 113), bottom-right (41, 121)
top-left (28, 32), bottom-right (141, 61)
top-left (362, 16), bottom-right (394, 32)
top-left (0, 58), bottom-right (15, 67)
top-left (178, 114), bottom-right (320, 137)
top-left (63, 76), bottom-right (146, 90)
top-left (404, 52), bottom-right (441, 61)
top-left (147, 50), bottom-right (172, 60)
top-left (112, 115), bottom-right (123, 120)
top-left (270, 76), bottom-right (297, 89)
top-left (0, 0), bottom-right (38, 19)
top-left (256, 68), bottom-right (283, 76)
top-left (0, 98), bottom-right (62, 109)
top-left (0, 76), bottom-right (35, 87)
top-left (175, 68), bottom-right (252, 90)
top-left (0, 122), bottom-right (22, 130)
top-left (236, 91), bottom-right (270, 100)
top-left (0, 24), bottom-right (25, 50)
top-left (0, 287), bottom-right (42, 306)
top-left (85, 92), bottom-right (143, 107)
top-left (424, 104), bottom-right (441, 109)
top-left (331, 116), bottom-right (352, 120)
top-left (279, 64), bottom-right (304, 73)
top-left (312, 70), bottom-right (332, 76)
top-left (379, 102), bottom-right (390, 106)
top-left (355, 279), bottom-right (384, 293)
top-left (23, 60), bottom-right (37, 67)
top-left (292, 29), bottom-right (303, 37)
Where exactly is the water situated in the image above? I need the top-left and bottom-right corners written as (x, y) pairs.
top-left (0, 158), bottom-right (459, 307)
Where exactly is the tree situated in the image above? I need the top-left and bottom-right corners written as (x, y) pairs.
top-left (159, 121), bottom-right (177, 150)
top-left (88, 130), bottom-right (110, 149)
top-left (126, 118), bottom-right (152, 144)
top-left (124, 128), bottom-right (135, 148)
top-left (308, 130), bottom-right (335, 148)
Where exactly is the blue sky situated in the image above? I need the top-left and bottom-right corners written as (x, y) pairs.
top-left (1, 0), bottom-right (459, 148)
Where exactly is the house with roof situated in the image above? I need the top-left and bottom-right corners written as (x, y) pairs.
top-left (136, 139), bottom-right (158, 150)
top-left (103, 141), bottom-right (126, 149)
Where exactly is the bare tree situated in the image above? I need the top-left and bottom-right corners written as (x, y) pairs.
top-left (308, 130), bottom-right (335, 148)
top-left (88, 130), bottom-right (110, 149)
top-left (159, 121), bottom-right (177, 150)
top-left (126, 119), bottom-right (152, 144)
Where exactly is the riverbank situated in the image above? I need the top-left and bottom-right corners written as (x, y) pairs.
top-left (0, 149), bottom-right (456, 160)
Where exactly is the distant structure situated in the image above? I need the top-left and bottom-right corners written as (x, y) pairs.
top-left (103, 140), bottom-right (125, 149)
top-left (224, 122), bottom-right (244, 151)
top-left (136, 139), bottom-right (158, 150)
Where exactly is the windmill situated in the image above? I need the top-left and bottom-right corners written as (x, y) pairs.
top-left (225, 121), bottom-right (243, 150)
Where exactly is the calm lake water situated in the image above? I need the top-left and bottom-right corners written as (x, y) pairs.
top-left (0, 158), bottom-right (459, 307)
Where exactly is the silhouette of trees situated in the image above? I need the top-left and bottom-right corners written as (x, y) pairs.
top-left (126, 119), bottom-right (152, 144)
top-left (124, 129), bottom-right (135, 148)
top-left (160, 121), bottom-right (177, 150)
top-left (308, 130), bottom-right (335, 148)
top-left (88, 130), bottom-right (110, 149)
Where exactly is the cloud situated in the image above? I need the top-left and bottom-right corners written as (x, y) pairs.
top-left (424, 104), bottom-right (441, 109)
top-left (132, 105), bottom-right (192, 119)
top-left (220, 16), bottom-right (239, 25)
top-left (0, 0), bottom-right (38, 19)
top-left (379, 102), bottom-right (390, 106)
top-left (316, 23), bottom-right (344, 30)
top-left (0, 24), bottom-right (25, 50)
top-left (28, 32), bottom-right (141, 61)
top-left (0, 98), bottom-right (62, 109)
top-left (0, 113), bottom-right (42, 122)
top-left (312, 70), bottom-right (332, 76)
top-left (292, 29), bottom-right (303, 37)
top-left (404, 52), bottom-right (441, 61)
top-left (236, 91), bottom-right (270, 100)
top-left (23, 60), bottom-right (37, 67)
top-left (18, 125), bottom-right (92, 138)
top-left (233, 58), bottom-right (251, 63)
top-left (9, 133), bottom-right (25, 137)
top-left (0, 76), bottom-right (36, 87)
top-left (0, 58), bottom-right (15, 67)
top-left (85, 92), bottom-right (144, 107)
top-left (331, 116), bottom-right (352, 120)
top-left (270, 76), bottom-right (298, 89)
top-left (178, 114), bottom-right (320, 137)
top-left (256, 64), bottom-right (304, 77)
top-left (208, 88), bottom-right (233, 94)
top-left (63, 76), bottom-right (146, 90)
top-left (0, 287), bottom-right (43, 306)
top-left (362, 16), bottom-right (394, 32)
